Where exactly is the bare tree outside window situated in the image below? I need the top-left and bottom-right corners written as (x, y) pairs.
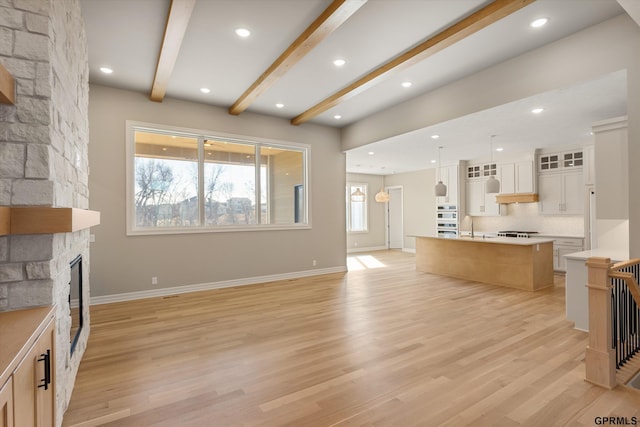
top-left (128, 125), bottom-right (309, 234)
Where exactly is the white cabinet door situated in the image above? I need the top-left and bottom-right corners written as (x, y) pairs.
top-left (515, 161), bottom-right (534, 193)
top-left (484, 191), bottom-right (500, 216)
top-left (539, 171), bottom-right (584, 215)
top-left (562, 171), bottom-right (584, 215)
top-left (497, 161), bottom-right (533, 194)
top-left (436, 165), bottom-right (458, 205)
top-left (553, 247), bottom-right (561, 271)
top-left (445, 165), bottom-right (458, 205)
top-left (538, 174), bottom-right (562, 215)
top-left (465, 180), bottom-right (483, 216)
top-left (465, 179), bottom-right (500, 216)
top-left (498, 163), bottom-right (515, 194)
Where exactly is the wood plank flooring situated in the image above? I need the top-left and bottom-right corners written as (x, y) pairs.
top-left (63, 250), bottom-right (640, 427)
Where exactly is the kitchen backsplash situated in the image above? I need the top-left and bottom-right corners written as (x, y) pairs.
top-left (467, 203), bottom-right (585, 237)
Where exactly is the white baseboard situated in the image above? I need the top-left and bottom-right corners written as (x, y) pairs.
top-left (402, 248), bottom-right (416, 253)
top-left (89, 266), bottom-right (347, 306)
top-left (347, 245), bottom-right (388, 253)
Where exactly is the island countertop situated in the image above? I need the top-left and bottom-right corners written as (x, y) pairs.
top-left (414, 236), bottom-right (554, 291)
top-left (410, 235), bottom-right (556, 246)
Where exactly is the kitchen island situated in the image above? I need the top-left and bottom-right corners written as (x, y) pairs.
top-left (415, 236), bottom-right (555, 291)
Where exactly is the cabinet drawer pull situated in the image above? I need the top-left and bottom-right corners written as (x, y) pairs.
top-left (37, 349), bottom-right (51, 390)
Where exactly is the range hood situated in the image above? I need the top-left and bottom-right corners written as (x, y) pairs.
top-left (495, 193), bottom-right (539, 204)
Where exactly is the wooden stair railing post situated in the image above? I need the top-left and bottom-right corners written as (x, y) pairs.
top-left (585, 257), bottom-right (616, 388)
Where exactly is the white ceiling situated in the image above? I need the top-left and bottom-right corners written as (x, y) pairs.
top-left (348, 70), bottom-right (627, 174)
top-left (80, 0), bottom-right (628, 174)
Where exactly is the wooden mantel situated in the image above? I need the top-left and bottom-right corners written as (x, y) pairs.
top-left (0, 62), bottom-right (16, 105)
top-left (0, 207), bottom-right (100, 236)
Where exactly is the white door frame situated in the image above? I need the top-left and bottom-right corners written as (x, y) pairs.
top-left (385, 186), bottom-right (404, 250)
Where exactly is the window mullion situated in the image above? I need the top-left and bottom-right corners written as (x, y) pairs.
top-left (255, 144), bottom-right (261, 225)
top-left (198, 136), bottom-right (205, 226)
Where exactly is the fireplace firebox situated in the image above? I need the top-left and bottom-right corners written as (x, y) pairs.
top-left (69, 255), bottom-right (83, 354)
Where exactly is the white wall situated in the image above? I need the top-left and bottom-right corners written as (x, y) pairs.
top-left (88, 85), bottom-right (345, 299)
top-left (470, 203), bottom-right (585, 237)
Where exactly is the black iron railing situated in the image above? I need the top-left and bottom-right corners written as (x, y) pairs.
top-left (610, 262), bottom-right (640, 369)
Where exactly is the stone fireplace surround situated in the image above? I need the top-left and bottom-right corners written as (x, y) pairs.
top-left (0, 1), bottom-right (91, 426)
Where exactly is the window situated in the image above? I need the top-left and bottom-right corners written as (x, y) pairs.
top-left (127, 121), bottom-right (309, 234)
top-left (346, 183), bottom-right (368, 232)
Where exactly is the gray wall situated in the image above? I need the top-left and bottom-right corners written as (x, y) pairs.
top-left (384, 169), bottom-right (436, 250)
top-left (88, 85), bottom-right (345, 298)
top-left (346, 173), bottom-right (386, 251)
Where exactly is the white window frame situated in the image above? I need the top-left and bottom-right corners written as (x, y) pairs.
top-left (346, 183), bottom-right (368, 233)
top-left (126, 120), bottom-right (311, 235)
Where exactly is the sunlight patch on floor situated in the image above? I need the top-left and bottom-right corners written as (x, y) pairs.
top-left (347, 255), bottom-right (387, 271)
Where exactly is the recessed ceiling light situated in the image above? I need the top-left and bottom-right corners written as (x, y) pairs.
top-left (431, 159), bottom-right (437, 163)
top-left (200, 87), bottom-right (211, 94)
top-left (530, 18), bottom-right (548, 28)
top-left (235, 28), bottom-right (251, 38)
top-left (368, 151), bottom-right (375, 155)
top-left (431, 134), bottom-right (440, 139)
top-left (401, 81), bottom-right (412, 88)
top-left (496, 147), bottom-right (504, 152)
top-left (531, 107), bottom-right (544, 114)
top-left (275, 103), bottom-right (284, 109)
top-left (99, 67), bottom-right (113, 74)
top-left (334, 114), bottom-right (342, 120)
top-left (333, 58), bottom-right (346, 67)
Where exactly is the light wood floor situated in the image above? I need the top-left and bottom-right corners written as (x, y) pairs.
top-left (63, 250), bottom-right (640, 427)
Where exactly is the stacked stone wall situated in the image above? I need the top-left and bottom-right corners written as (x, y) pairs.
top-left (0, 0), bottom-right (90, 425)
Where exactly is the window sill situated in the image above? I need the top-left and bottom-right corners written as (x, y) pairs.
top-left (127, 223), bottom-right (312, 236)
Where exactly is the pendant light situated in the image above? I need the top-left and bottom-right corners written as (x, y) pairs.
top-left (485, 134), bottom-right (500, 194)
top-left (350, 187), bottom-right (365, 202)
top-left (434, 146), bottom-right (447, 197)
top-left (375, 186), bottom-right (389, 203)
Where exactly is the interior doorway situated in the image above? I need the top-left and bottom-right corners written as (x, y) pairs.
top-left (386, 186), bottom-right (403, 249)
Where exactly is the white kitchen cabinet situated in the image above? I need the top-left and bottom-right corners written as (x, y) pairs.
top-left (465, 180), bottom-right (499, 216)
top-left (498, 163), bottom-right (515, 194)
top-left (515, 161), bottom-right (534, 193)
top-left (436, 165), bottom-right (459, 205)
top-left (498, 161), bottom-right (534, 194)
top-left (547, 237), bottom-right (584, 271)
top-left (539, 171), bottom-right (584, 215)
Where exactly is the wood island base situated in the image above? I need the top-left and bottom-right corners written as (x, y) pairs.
top-left (415, 236), bottom-right (554, 291)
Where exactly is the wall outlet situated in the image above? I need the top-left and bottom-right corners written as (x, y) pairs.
top-left (354, 242), bottom-right (358, 247)
top-left (312, 260), bottom-right (317, 266)
top-left (151, 276), bottom-right (158, 285)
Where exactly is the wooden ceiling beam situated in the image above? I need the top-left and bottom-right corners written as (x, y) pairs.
top-left (150, 0), bottom-right (197, 102)
top-left (291, 0), bottom-right (535, 125)
top-left (229, 0), bottom-right (367, 116)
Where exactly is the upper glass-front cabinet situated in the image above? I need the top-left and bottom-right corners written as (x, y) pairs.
top-left (539, 150), bottom-right (583, 172)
